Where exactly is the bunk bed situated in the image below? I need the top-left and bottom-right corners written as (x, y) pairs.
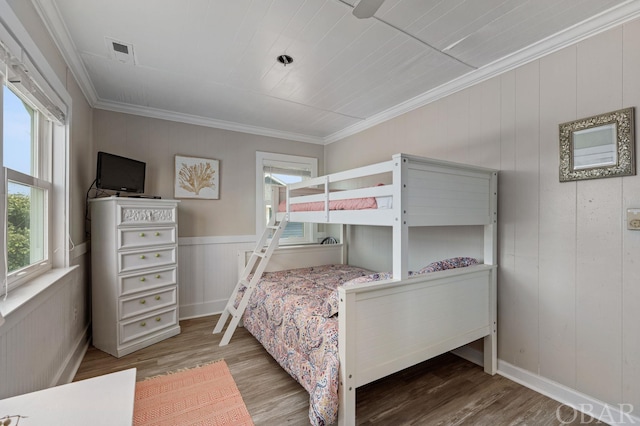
top-left (215, 153), bottom-right (498, 426)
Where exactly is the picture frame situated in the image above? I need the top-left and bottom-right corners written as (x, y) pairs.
top-left (559, 107), bottom-right (635, 182)
top-left (174, 155), bottom-right (219, 199)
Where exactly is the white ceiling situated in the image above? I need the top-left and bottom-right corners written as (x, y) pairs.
top-left (33, 0), bottom-right (640, 144)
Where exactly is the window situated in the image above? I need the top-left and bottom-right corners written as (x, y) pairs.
top-left (256, 152), bottom-right (317, 244)
top-left (0, 9), bottom-right (70, 298)
top-left (3, 85), bottom-right (52, 288)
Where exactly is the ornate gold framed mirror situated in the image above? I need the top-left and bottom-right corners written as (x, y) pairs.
top-left (559, 107), bottom-right (635, 182)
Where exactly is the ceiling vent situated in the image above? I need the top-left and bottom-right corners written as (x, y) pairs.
top-left (105, 37), bottom-right (136, 65)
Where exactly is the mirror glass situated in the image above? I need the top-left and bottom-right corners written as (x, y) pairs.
top-left (572, 123), bottom-right (617, 170)
top-left (559, 107), bottom-right (635, 182)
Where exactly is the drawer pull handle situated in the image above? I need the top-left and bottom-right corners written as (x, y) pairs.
top-left (155, 232), bottom-right (160, 236)
top-left (141, 322), bottom-right (146, 327)
top-left (155, 274), bottom-right (161, 279)
top-left (140, 299), bottom-right (146, 304)
top-left (139, 232), bottom-right (145, 237)
top-left (155, 317), bottom-right (161, 322)
top-left (140, 277), bottom-right (146, 282)
top-left (155, 295), bottom-right (161, 301)
top-left (155, 253), bottom-right (160, 258)
top-left (140, 255), bottom-right (146, 259)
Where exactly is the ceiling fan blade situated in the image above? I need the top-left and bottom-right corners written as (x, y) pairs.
top-left (352, 0), bottom-right (386, 19)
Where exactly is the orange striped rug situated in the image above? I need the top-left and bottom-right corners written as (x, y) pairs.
top-left (133, 360), bottom-right (254, 426)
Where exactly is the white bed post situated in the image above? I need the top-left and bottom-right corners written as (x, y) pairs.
top-left (340, 224), bottom-right (348, 265)
top-left (483, 171), bottom-right (499, 375)
top-left (392, 154), bottom-right (409, 280)
top-left (338, 288), bottom-right (356, 426)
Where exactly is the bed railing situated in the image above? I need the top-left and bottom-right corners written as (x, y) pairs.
top-left (272, 153), bottom-right (497, 280)
top-left (283, 159), bottom-right (395, 221)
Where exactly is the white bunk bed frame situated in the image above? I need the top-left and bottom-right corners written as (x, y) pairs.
top-left (244, 153), bottom-right (498, 425)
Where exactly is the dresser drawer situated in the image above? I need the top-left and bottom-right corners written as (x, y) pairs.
top-left (120, 308), bottom-right (177, 345)
top-left (119, 287), bottom-right (177, 320)
top-left (118, 204), bottom-right (176, 226)
top-left (119, 247), bottom-right (176, 273)
top-left (119, 267), bottom-right (177, 296)
top-left (119, 227), bottom-right (176, 250)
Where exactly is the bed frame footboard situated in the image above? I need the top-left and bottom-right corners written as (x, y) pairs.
top-left (337, 264), bottom-right (497, 425)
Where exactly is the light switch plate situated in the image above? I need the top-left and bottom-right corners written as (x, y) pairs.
top-left (627, 209), bottom-right (640, 230)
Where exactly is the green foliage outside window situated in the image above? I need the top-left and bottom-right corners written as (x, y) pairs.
top-left (7, 193), bottom-right (30, 272)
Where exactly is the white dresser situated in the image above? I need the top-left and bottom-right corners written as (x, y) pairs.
top-left (90, 197), bottom-right (180, 358)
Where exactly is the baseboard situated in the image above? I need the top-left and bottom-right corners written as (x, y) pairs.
top-left (54, 324), bottom-right (90, 386)
top-left (499, 360), bottom-right (640, 425)
top-left (179, 300), bottom-right (225, 320)
top-left (452, 346), bottom-right (640, 425)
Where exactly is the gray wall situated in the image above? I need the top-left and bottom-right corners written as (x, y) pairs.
top-left (92, 109), bottom-right (324, 237)
top-left (326, 19), bottom-right (640, 416)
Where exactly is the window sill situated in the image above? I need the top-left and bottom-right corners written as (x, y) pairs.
top-left (0, 266), bottom-right (78, 328)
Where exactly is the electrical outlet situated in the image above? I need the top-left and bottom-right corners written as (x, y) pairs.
top-left (627, 209), bottom-right (640, 230)
top-left (73, 307), bottom-right (78, 322)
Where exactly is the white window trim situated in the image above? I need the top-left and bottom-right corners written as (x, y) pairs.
top-left (5, 167), bottom-right (52, 289)
top-left (0, 0), bottom-right (71, 299)
top-left (256, 151), bottom-right (317, 244)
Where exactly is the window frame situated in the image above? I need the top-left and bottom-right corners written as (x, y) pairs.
top-left (256, 152), bottom-right (318, 245)
top-left (5, 169), bottom-right (52, 287)
top-left (0, 0), bottom-right (72, 300)
top-left (3, 84), bottom-right (53, 290)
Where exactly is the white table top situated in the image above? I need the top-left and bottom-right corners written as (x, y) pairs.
top-left (0, 368), bottom-right (136, 425)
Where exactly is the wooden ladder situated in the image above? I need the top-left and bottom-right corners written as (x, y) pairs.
top-left (213, 216), bottom-right (288, 346)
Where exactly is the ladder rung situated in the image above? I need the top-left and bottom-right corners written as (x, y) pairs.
top-left (214, 218), bottom-right (288, 345)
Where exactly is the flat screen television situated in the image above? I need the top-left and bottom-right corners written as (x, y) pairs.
top-left (96, 151), bottom-right (146, 194)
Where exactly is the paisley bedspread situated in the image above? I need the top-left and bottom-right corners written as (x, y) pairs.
top-left (234, 258), bottom-right (478, 425)
top-left (236, 264), bottom-right (371, 426)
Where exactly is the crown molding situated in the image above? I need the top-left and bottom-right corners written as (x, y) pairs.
top-left (33, 0), bottom-right (325, 144)
top-left (31, 0), bottom-right (98, 106)
top-left (323, 0), bottom-right (640, 144)
top-left (32, 0), bottom-right (640, 145)
top-left (31, 0), bottom-right (321, 144)
top-left (94, 99), bottom-right (325, 145)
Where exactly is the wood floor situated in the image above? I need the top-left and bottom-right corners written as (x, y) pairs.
top-left (74, 315), bottom-right (602, 425)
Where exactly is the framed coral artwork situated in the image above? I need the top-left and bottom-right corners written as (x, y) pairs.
top-left (174, 155), bottom-right (219, 199)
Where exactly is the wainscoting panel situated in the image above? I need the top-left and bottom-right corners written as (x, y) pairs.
top-left (178, 236), bottom-right (256, 319)
top-left (0, 263), bottom-right (89, 399)
top-left (346, 225), bottom-right (484, 273)
top-left (177, 230), bottom-right (486, 321)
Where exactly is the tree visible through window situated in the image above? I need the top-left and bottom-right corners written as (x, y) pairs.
top-left (7, 186), bottom-right (31, 271)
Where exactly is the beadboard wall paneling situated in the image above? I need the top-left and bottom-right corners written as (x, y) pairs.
top-left (346, 226), bottom-right (485, 273)
top-left (509, 61), bottom-right (540, 373)
top-left (538, 46), bottom-right (577, 387)
top-left (574, 27), bottom-right (624, 404)
top-left (2, 0), bottom-right (93, 399)
top-left (622, 19), bottom-right (640, 411)
top-left (0, 266), bottom-right (89, 399)
top-left (497, 71), bottom-right (517, 370)
top-left (324, 18), bottom-right (640, 417)
top-left (178, 237), bottom-right (256, 319)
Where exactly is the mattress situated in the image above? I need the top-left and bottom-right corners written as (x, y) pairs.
top-left (234, 257), bottom-right (478, 425)
top-left (235, 264), bottom-right (372, 426)
top-left (278, 195), bottom-right (392, 212)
